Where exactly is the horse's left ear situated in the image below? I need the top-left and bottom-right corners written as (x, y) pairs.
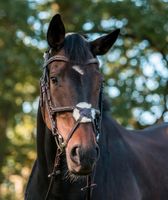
top-left (90, 29), bottom-right (120, 55)
top-left (47, 14), bottom-right (65, 48)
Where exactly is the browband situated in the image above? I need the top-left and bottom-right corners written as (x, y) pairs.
top-left (43, 54), bottom-right (99, 69)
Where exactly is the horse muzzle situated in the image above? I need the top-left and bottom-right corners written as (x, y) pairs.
top-left (67, 143), bottom-right (100, 176)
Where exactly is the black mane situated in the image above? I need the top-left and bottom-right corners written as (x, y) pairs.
top-left (64, 33), bottom-right (92, 64)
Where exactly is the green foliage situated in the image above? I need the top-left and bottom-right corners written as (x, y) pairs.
top-left (0, 0), bottom-right (168, 199)
top-left (0, 1), bottom-right (41, 199)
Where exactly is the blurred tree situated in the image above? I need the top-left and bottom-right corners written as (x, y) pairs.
top-left (0, 0), bottom-right (168, 199)
top-left (0, 1), bottom-right (42, 198)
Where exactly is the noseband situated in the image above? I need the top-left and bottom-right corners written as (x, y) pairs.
top-left (40, 50), bottom-right (103, 200)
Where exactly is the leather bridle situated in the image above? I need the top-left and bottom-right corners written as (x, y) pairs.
top-left (40, 50), bottom-right (103, 200)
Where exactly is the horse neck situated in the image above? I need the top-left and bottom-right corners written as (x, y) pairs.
top-left (36, 104), bottom-right (57, 174)
top-left (99, 111), bottom-right (137, 175)
top-left (99, 112), bottom-right (143, 194)
top-left (100, 112), bottom-right (127, 147)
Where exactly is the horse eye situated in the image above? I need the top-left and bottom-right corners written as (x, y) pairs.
top-left (50, 76), bottom-right (59, 84)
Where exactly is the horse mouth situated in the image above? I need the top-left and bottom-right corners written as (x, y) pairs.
top-left (64, 167), bottom-right (93, 183)
top-left (61, 156), bottom-right (94, 182)
top-left (67, 157), bottom-right (96, 177)
top-left (70, 165), bottom-right (93, 176)
top-left (64, 162), bottom-right (95, 182)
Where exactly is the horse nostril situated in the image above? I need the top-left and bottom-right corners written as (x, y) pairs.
top-left (70, 145), bottom-right (100, 165)
top-left (70, 146), bottom-right (80, 165)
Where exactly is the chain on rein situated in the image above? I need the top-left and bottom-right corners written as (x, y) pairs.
top-left (40, 50), bottom-right (103, 200)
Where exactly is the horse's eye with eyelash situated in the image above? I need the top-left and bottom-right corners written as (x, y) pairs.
top-left (50, 76), bottom-right (59, 84)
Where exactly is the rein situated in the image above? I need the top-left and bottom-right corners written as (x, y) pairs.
top-left (40, 51), bottom-right (102, 200)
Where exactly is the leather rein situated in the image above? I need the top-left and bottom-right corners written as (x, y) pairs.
top-left (40, 51), bottom-right (103, 200)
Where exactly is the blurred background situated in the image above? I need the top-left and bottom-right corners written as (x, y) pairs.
top-left (0, 0), bottom-right (168, 199)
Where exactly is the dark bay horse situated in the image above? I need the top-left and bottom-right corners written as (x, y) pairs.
top-left (25, 14), bottom-right (168, 200)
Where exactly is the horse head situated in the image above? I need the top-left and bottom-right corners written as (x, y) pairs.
top-left (40, 14), bottom-right (120, 177)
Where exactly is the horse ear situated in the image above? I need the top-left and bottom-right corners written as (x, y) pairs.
top-left (90, 29), bottom-right (120, 55)
top-left (47, 14), bottom-right (65, 48)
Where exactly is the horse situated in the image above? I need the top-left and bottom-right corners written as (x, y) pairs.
top-left (25, 14), bottom-right (168, 200)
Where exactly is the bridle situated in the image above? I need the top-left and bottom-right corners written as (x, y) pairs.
top-left (40, 50), bottom-right (103, 200)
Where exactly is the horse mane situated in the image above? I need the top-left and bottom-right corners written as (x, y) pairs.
top-left (64, 33), bottom-right (92, 64)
